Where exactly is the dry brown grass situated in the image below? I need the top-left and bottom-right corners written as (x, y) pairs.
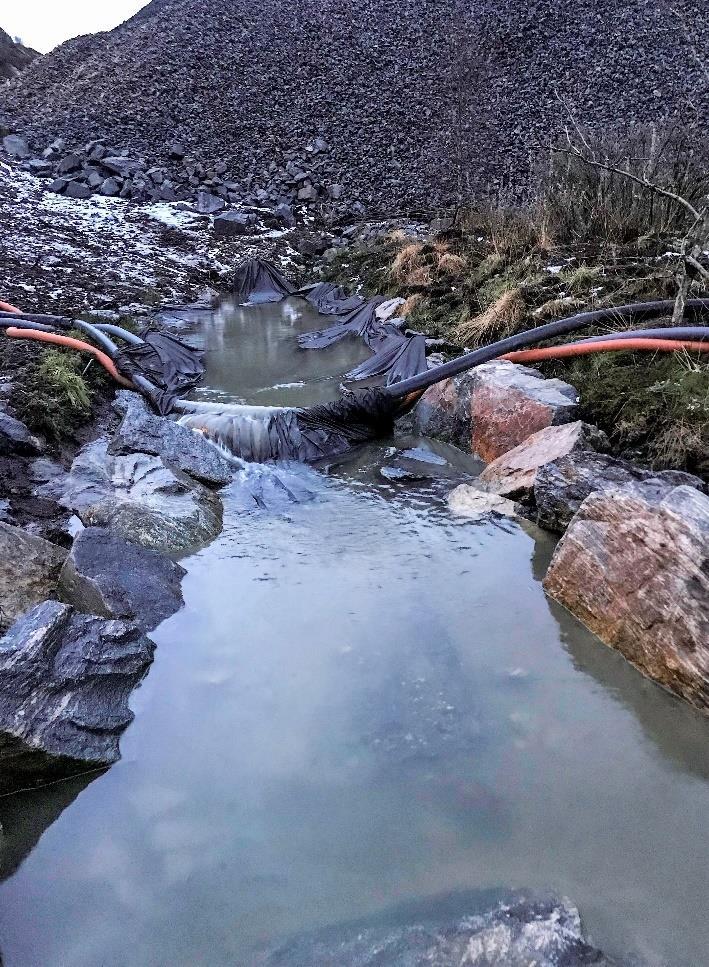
top-left (455, 288), bottom-right (526, 345)
top-left (407, 265), bottom-right (434, 287)
top-left (435, 251), bottom-right (466, 278)
top-left (533, 296), bottom-right (585, 320)
top-left (390, 242), bottom-right (425, 283)
top-left (401, 293), bottom-right (424, 316)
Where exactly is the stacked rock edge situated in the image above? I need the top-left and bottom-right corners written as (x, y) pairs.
top-left (3, 0), bottom-right (708, 209)
top-left (544, 484), bottom-right (709, 714)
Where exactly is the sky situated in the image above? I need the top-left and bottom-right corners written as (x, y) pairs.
top-left (3, 0), bottom-right (151, 54)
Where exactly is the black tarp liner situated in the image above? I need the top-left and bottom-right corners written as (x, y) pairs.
top-left (178, 388), bottom-right (403, 463)
top-left (297, 298), bottom-right (388, 349)
top-left (115, 330), bottom-right (205, 415)
top-left (300, 282), bottom-right (365, 316)
top-left (345, 330), bottom-right (429, 385)
top-left (233, 258), bottom-right (295, 304)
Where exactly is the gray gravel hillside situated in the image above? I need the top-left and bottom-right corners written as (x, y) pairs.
top-left (1, 0), bottom-right (707, 211)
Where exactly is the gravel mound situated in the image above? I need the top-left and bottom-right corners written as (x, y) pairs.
top-left (1, 0), bottom-right (707, 212)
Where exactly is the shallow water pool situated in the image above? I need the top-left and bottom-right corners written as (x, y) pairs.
top-left (1, 299), bottom-right (708, 966)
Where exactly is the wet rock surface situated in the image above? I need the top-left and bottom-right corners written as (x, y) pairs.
top-left (109, 405), bottom-right (234, 487)
top-left (0, 521), bottom-right (66, 630)
top-left (59, 527), bottom-right (185, 631)
top-left (535, 450), bottom-right (704, 533)
top-left (257, 893), bottom-right (627, 966)
top-left (544, 484), bottom-right (709, 714)
top-left (40, 438), bottom-right (223, 554)
top-left (0, 411), bottom-right (42, 456)
top-left (448, 484), bottom-right (519, 520)
top-left (380, 447), bottom-right (459, 482)
top-left (0, 600), bottom-right (155, 793)
top-left (479, 421), bottom-right (607, 500)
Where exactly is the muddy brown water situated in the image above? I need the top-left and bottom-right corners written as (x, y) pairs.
top-left (1, 299), bottom-right (708, 966)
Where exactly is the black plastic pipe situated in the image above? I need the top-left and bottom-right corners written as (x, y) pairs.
top-left (386, 299), bottom-right (709, 398)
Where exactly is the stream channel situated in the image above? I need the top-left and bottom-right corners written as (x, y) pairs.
top-left (1, 298), bottom-right (708, 966)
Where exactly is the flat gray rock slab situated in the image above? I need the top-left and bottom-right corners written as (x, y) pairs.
top-left (39, 438), bottom-right (222, 555)
top-left (0, 600), bottom-right (154, 793)
top-left (109, 406), bottom-right (233, 487)
top-left (59, 527), bottom-right (185, 631)
top-left (0, 521), bottom-right (67, 630)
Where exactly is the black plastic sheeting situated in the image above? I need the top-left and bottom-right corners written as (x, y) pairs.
top-left (345, 326), bottom-right (429, 385)
top-left (233, 258), bottom-right (295, 304)
top-left (115, 330), bottom-right (205, 415)
top-left (178, 387), bottom-right (403, 464)
top-left (297, 298), bottom-right (388, 349)
top-left (299, 282), bottom-right (365, 316)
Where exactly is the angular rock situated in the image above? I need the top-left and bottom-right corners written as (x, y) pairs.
top-left (59, 527), bottom-right (185, 631)
top-left (64, 181), bottom-right (92, 200)
top-left (195, 190), bottom-right (225, 214)
top-left (57, 152), bottom-right (83, 174)
top-left (0, 600), bottom-right (154, 793)
top-left (261, 893), bottom-right (624, 966)
top-left (396, 370), bottom-right (478, 450)
top-left (40, 438), bottom-right (222, 554)
top-left (101, 155), bottom-right (143, 177)
top-left (25, 158), bottom-right (52, 175)
top-left (169, 143), bottom-right (186, 160)
top-left (99, 177), bottom-right (121, 196)
top-left (0, 411), bottom-right (42, 456)
top-left (448, 484), bottom-right (519, 519)
top-left (544, 484), bottom-right (709, 714)
top-left (108, 408), bottom-right (233, 487)
top-left (471, 361), bottom-right (578, 462)
top-left (213, 210), bottom-right (254, 237)
top-left (2, 134), bottom-right (30, 159)
top-left (479, 421), bottom-right (606, 499)
top-left (0, 522), bottom-right (67, 629)
top-left (535, 449), bottom-right (704, 533)
top-left (48, 177), bottom-right (69, 194)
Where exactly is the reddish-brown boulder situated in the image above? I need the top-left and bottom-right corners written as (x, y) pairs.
top-left (470, 362), bottom-right (578, 462)
top-left (544, 484), bottom-right (709, 714)
top-left (479, 421), bottom-right (605, 499)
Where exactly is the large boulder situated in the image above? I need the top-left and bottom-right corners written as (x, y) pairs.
top-left (0, 522), bottom-right (66, 630)
top-left (0, 600), bottom-right (155, 793)
top-left (535, 449), bottom-right (704, 533)
top-left (108, 406), bottom-right (233, 487)
top-left (261, 893), bottom-right (625, 966)
top-left (544, 484), bottom-right (709, 714)
top-left (397, 370), bottom-right (478, 450)
top-left (59, 527), bottom-right (185, 631)
top-left (213, 211), bottom-right (256, 237)
top-left (396, 362), bottom-right (577, 461)
top-left (470, 361), bottom-right (578, 462)
top-left (479, 421), bottom-right (606, 500)
top-left (40, 438), bottom-right (222, 554)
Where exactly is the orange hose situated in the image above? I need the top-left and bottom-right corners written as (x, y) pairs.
top-left (502, 338), bottom-right (709, 363)
top-left (0, 301), bottom-right (21, 313)
top-left (5, 327), bottom-right (135, 388)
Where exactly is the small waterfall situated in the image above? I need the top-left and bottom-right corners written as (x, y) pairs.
top-left (178, 403), bottom-right (300, 462)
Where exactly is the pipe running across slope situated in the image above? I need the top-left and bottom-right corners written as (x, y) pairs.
top-left (5, 328), bottom-right (135, 388)
top-left (385, 299), bottom-right (709, 398)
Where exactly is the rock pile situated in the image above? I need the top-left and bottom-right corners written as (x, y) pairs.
top-left (1, 129), bottom-right (348, 219)
top-left (2, 0), bottom-right (708, 210)
top-left (0, 28), bottom-right (37, 82)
